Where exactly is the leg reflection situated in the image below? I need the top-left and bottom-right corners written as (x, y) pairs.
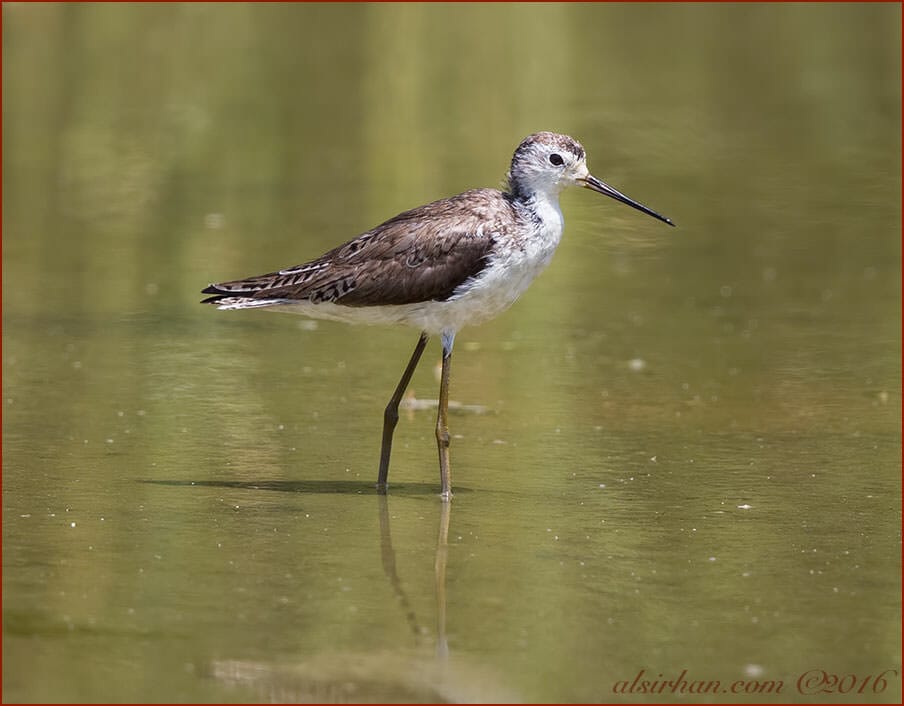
top-left (377, 494), bottom-right (451, 659)
top-left (377, 494), bottom-right (422, 641)
top-left (434, 499), bottom-right (450, 659)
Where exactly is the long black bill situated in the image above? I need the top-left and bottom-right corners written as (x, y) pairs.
top-left (582, 175), bottom-right (674, 227)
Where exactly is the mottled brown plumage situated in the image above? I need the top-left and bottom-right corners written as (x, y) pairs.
top-left (202, 189), bottom-right (527, 308)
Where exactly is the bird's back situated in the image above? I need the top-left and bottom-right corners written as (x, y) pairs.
top-left (202, 187), bottom-right (530, 310)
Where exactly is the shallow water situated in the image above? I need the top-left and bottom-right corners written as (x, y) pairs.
top-left (3, 3), bottom-right (901, 703)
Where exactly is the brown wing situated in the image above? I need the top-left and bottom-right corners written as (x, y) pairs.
top-left (202, 189), bottom-right (515, 307)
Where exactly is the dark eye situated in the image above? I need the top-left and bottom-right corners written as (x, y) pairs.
top-left (548, 153), bottom-right (564, 166)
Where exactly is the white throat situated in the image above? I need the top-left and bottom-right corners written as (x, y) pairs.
top-left (523, 186), bottom-right (565, 239)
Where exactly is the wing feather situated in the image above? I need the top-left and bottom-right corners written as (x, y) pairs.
top-left (202, 189), bottom-right (517, 307)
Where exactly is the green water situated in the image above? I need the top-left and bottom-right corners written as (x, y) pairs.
top-left (3, 3), bottom-right (901, 703)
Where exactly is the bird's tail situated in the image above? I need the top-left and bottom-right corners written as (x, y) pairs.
top-left (201, 285), bottom-right (283, 310)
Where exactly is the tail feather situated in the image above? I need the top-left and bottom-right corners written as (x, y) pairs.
top-left (202, 295), bottom-right (286, 310)
top-left (201, 284), bottom-right (284, 310)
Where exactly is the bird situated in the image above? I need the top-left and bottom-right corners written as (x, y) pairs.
top-left (202, 131), bottom-right (674, 500)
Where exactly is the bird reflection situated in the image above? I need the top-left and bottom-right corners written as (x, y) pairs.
top-left (433, 497), bottom-right (451, 660)
top-left (377, 494), bottom-right (432, 644)
top-left (209, 497), bottom-right (516, 703)
top-left (378, 494), bottom-right (451, 659)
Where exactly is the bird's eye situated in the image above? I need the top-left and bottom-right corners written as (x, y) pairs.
top-left (549, 153), bottom-right (564, 166)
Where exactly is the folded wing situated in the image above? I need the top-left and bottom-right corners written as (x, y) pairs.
top-left (202, 189), bottom-right (511, 309)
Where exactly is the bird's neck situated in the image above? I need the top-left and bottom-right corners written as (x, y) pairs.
top-left (512, 187), bottom-right (565, 233)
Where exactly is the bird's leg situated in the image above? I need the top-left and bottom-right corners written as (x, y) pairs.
top-left (436, 331), bottom-right (455, 501)
top-left (377, 332), bottom-right (429, 494)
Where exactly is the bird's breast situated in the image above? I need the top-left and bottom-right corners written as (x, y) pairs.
top-left (440, 215), bottom-right (563, 323)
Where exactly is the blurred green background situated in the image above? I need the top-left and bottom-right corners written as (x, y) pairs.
top-left (3, 2), bottom-right (901, 703)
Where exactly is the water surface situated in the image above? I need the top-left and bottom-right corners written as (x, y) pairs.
top-left (3, 3), bottom-right (901, 703)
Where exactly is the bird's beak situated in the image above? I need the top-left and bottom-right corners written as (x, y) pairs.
top-left (580, 175), bottom-right (674, 227)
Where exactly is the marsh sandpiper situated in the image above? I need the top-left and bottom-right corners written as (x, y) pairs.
top-left (202, 132), bottom-right (674, 500)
